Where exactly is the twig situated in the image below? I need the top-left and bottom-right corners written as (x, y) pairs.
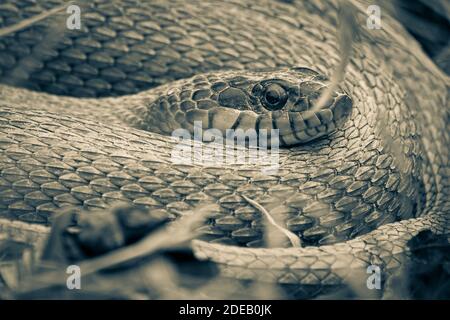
top-left (0, 2), bottom-right (73, 38)
top-left (242, 195), bottom-right (301, 247)
top-left (311, 0), bottom-right (358, 112)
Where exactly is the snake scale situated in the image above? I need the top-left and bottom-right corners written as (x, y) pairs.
top-left (0, 0), bottom-right (449, 297)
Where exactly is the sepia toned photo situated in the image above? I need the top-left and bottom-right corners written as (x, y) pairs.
top-left (0, 0), bottom-right (448, 305)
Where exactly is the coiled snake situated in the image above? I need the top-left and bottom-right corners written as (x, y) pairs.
top-left (0, 0), bottom-right (449, 296)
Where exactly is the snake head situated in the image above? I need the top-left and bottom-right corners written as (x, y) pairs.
top-left (149, 67), bottom-right (352, 147)
top-left (247, 67), bottom-right (353, 145)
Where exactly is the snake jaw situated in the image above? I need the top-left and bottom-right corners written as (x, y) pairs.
top-left (274, 92), bottom-right (353, 146)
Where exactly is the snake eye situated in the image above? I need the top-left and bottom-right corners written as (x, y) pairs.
top-left (262, 83), bottom-right (288, 110)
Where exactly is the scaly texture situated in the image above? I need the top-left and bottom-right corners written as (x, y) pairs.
top-left (0, 0), bottom-right (449, 295)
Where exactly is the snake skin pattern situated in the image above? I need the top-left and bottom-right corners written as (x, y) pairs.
top-left (0, 0), bottom-right (449, 295)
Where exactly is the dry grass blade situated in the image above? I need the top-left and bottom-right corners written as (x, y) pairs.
top-left (0, 2), bottom-right (73, 38)
top-left (312, 0), bottom-right (358, 112)
top-left (242, 195), bottom-right (301, 247)
top-left (17, 204), bottom-right (218, 293)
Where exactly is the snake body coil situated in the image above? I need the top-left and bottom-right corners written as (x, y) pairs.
top-left (0, 0), bottom-right (448, 296)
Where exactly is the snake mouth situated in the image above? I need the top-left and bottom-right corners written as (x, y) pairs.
top-left (182, 93), bottom-right (352, 148)
top-left (276, 94), bottom-right (353, 145)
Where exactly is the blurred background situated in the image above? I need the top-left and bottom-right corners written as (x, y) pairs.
top-left (379, 0), bottom-right (450, 74)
